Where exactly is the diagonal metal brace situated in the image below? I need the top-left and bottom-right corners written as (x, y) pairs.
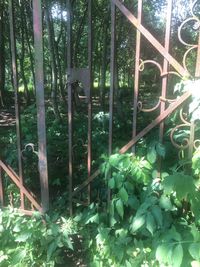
top-left (0, 160), bottom-right (42, 212)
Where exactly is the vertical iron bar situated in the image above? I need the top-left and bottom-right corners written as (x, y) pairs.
top-left (159, 0), bottom-right (172, 167)
top-left (9, 0), bottom-right (24, 209)
top-left (33, 0), bottom-right (49, 212)
top-left (67, 0), bottom-right (73, 215)
top-left (132, 0), bottom-right (142, 153)
top-left (0, 166), bottom-right (4, 206)
top-left (87, 0), bottom-right (92, 204)
top-left (109, 2), bottom-right (116, 156)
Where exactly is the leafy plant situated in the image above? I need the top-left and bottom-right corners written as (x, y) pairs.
top-left (0, 208), bottom-right (75, 267)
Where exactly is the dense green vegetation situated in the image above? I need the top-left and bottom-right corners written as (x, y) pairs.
top-left (0, 0), bottom-right (200, 266)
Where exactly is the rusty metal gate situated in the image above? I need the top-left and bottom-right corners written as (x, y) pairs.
top-left (0, 0), bottom-right (199, 215)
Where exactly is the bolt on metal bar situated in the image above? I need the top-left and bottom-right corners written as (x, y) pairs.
top-left (87, 0), bottom-right (92, 204)
top-left (8, 0), bottom-right (24, 210)
top-left (132, 0), bottom-right (142, 153)
top-left (33, 0), bottom-right (49, 213)
top-left (67, 0), bottom-right (73, 216)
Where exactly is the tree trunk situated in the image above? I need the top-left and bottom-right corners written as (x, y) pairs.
top-left (44, 0), bottom-right (61, 121)
top-left (99, 20), bottom-right (109, 110)
top-left (0, 2), bottom-right (5, 107)
top-left (23, 2), bottom-right (35, 97)
top-left (19, 1), bottom-right (30, 104)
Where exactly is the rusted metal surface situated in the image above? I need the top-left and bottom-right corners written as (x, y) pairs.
top-left (9, 0), bottom-right (24, 209)
top-left (33, 0), bottom-right (49, 213)
top-left (0, 160), bottom-right (42, 212)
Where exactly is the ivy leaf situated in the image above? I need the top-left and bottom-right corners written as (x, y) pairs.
top-left (116, 199), bottom-right (124, 219)
top-left (119, 187), bottom-right (129, 203)
top-left (172, 244), bottom-right (183, 267)
top-left (130, 215), bottom-right (145, 233)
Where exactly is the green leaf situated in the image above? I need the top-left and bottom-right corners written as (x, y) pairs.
top-left (156, 244), bottom-right (172, 264)
top-left (114, 173), bottom-right (124, 189)
top-left (151, 205), bottom-right (163, 227)
top-left (11, 250), bottom-right (26, 265)
top-left (47, 242), bottom-right (57, 262)
top-left (126, 260), bottom-right (132, 267)
top-left (118, 187), bottom-right (129, 203)
top-left (146, 212), bottom-right (155, 235)
top-left (191, 261), bottom-right (200, 267)
top-left (162, 173), bottom-right (196, 200)
top-left (130, 215), bottom-right (145, 233)
top-left (86, 213), bottom-right (99, 224)
top-left (189, 243), bottom-right (200, 261)
top-left (159, 195), bottom-right (174, 211)
top-left (15, 231), bottom-right (31, 242)
top-left (109, 154), bottom-right (120, 167)
top-left (147, 145), bottom-right (157, 164)
top-left (108, 177), bottom-right (115, 189)
top-left (172, 244), bottom-right (183, 267)
top-left (127, 196), bottom-right (139, 209)
top-left (156, 142), bottom-right (166, 158)
top-left (116, 199), bottom-right (124, 219)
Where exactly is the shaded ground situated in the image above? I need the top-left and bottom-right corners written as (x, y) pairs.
top-left (0, 109), bottom-right (15, 127)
